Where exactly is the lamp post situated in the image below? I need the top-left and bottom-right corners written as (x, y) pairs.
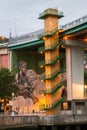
top-left (12, 93), bottom-right (14, 116)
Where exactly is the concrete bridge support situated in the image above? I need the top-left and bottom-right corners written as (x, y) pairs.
top-left (65, 40), bottom-right (84, 100)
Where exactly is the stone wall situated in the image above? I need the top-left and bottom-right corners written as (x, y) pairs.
top-left (0, 115), bottom-right (87, 129)
top-left (0, 115), bottom-right (38, 129)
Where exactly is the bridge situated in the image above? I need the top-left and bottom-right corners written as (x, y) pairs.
top-left (7, 8), bottom-right (87, 113)
top-left (8, 10), bottom-right (87, 97)
top-left (1, 8), bottom-right (86, 130)
top-left (8, 15), bottom-right (87, 49)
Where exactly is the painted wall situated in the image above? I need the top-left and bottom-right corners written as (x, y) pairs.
top-left (10, 50), bottom-right (45, 114)
top-left (0, 48), bottom-right (8, 68)
top-left (12, 50), bottom-right (44, 74)
top-left (0, 54), bottom-right (8, 68)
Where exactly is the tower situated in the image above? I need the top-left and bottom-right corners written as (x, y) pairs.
top-left (39, 8), bottom-right (64, 115)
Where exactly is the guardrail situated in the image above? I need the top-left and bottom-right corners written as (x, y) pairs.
top-left (8, 15), bottom-right (87, 45)
top-left (61, 15), bottom-right (87, 30)
top-left (9, 29), bottom-right (44, 44)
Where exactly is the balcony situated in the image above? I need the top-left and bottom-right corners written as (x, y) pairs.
top-left (39, 8), bottom-right (64, 19)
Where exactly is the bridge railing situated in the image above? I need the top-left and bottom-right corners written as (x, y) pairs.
top-left (9, 15), bottom-right (87, 45)
top-left (61, 15), bottom-right (87, 31)
top-left (9, 29), bottom-right (44, 44)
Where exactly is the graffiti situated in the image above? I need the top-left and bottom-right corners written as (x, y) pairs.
top-left (16, 61), bottom-right (45, 104)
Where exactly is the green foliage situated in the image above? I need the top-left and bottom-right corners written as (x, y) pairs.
top-left (0, 68), bottom-right (19, 99)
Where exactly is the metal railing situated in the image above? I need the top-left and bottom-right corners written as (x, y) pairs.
top-left (61, 15), bottom-right (87, 31)
top-left (9, 29), bottom-right (44, 44)
top-left (9, 15), bottom-right (87, 45)
top-left (39, 9), bottom-right (63, 18)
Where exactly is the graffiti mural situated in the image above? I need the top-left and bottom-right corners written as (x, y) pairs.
top-left (14, 61), bottom-right (45, 114)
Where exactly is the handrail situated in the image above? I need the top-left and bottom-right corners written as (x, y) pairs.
top-left (38, 54), bottom-right (65, 67)
top-left (39, 27), bottom-right (58, 39)
top-left (43, 81), bottom-right (65, 94)
top-left (9, 29), bottom-right (44, 44)
top-left (45, 54), bottom-right (65, 65)
top-left (45, 41), bottom-right (59, 51)
top-left (45, 98), bottom-right (64, 109)
top-left (39, 8), bottom-right (63, 19)
top-left (38, 41), bottom-right (59, 53)
top-left (45, 70), bottom-right (62, 80)
top-left (44, 27), bottom-right (58, 36)
top-left (61, 15), bottom-right (87, 31)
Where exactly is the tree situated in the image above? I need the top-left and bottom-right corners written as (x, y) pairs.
top-left (0, 68), bottom-right (19, 100)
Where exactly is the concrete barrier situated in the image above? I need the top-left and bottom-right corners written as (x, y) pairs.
top-left (0, 115), bottom-right (87, 129)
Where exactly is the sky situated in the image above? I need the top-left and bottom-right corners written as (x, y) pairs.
top-left (0, 0), bottom-right (87, 38)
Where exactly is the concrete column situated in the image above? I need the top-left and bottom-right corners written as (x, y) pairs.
top-left (85, 102), bottom-right (87, 114)
top-left (71, 102), bottom-right (76, 115)
top-left (9, 50), bottom-right (12, 71)
top-left (66, 47), bottom-right (72, 100)
top-left (66, 45), bottom-right (84, 100)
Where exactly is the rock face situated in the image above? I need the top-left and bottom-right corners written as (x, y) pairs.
top-left (15, 61), bottom-right (45, 113)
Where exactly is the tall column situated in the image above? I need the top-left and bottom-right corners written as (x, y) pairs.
top-left (66, 45), bottom-right (84, 100)
top-left (8, 50), bottom-right (12, 71)
top-left (39, 8), bottom-right (63, 114)
top-left (66, 47), bottom-right (72, 100)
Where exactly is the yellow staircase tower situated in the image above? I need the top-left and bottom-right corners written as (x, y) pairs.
top-left (39, 8), bottom-right (64, 115)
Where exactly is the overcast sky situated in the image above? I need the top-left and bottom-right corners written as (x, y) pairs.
top-left (0, 0), bottom-right (87, 37)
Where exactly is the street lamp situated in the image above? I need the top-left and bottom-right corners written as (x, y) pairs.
top-left (12, 93), bottom-right (14, 116)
